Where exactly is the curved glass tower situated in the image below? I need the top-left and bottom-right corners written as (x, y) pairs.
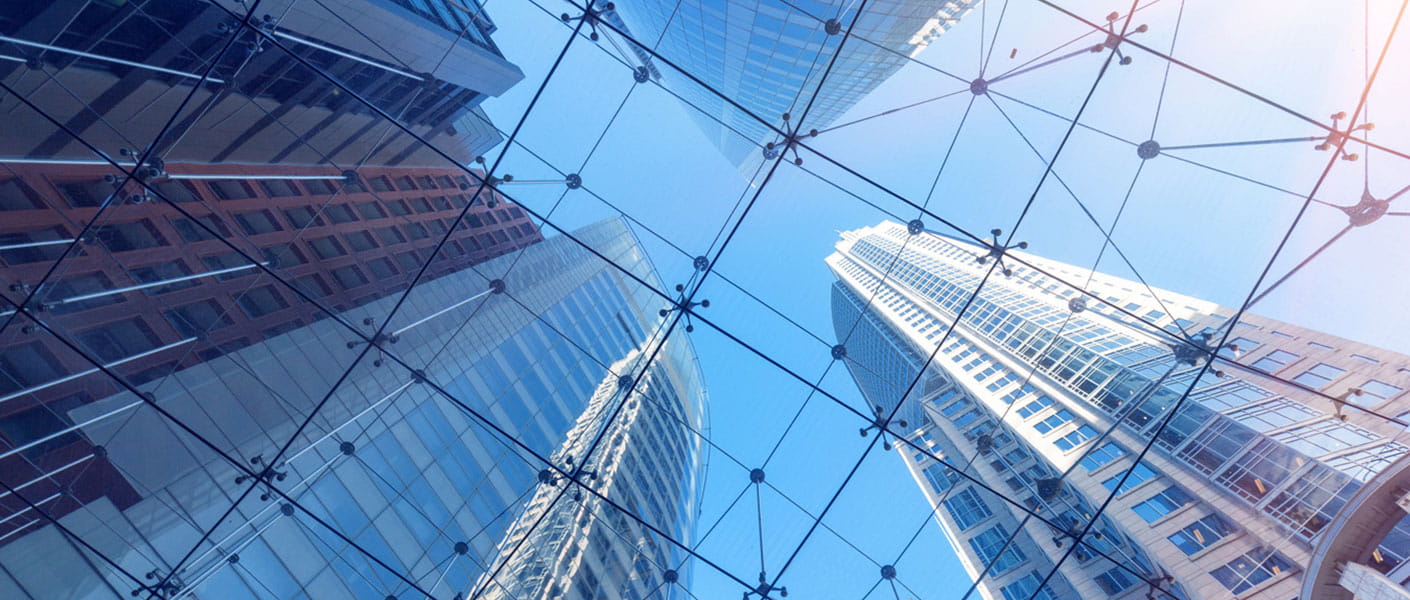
top-left (0, 218), bottom-right (708, 600)
top-left (828, 221), bottom-right (1410, 600)
top-left (611, 0), bottom-right (981, 165)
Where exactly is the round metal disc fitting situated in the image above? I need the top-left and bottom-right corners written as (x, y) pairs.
top-left (490, 279), bottom-right (506, 294)
top-left (749, 468), bottom-right (766, 484)
top-left (664, 569), bottom-right (680, 583)
top-left (824, 18), bottom-right (842, 35)
top-left (339, 441), bottom-right (356, 456)
top-left (633, 66), bottom-right (650, 83)
top-left (880, 565), bottom-right (897, 580)
top-left (969, 77), bottom-right (988, 95)
top-left (907, 219), bottom-right (924, 235)
top-left (565, 173), bottom-right (582, 189)
top-left (831, 344), bottom-right (847, 360)
top-left (693, 256), bottom-right (709, 271)
top-left (454, 541), bottom-right (469, 555)
top-left (1136, 140), bottom-right (1161, 160)
top-left (1067, 297), bottom-right (1087, 313)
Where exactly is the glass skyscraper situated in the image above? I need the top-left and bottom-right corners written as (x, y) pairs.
top-left (611, 0), bottom-right (981, 165)
top-left (0, 217), bottom-right (707, 599)
top-left (828, 221), bottom-right (1410, 600)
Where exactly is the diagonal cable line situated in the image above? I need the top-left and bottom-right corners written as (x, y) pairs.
top-left (8, 4), bottom-right (1398, 600)
top-left (111, 7), bottom-right (600, 596)
top-left (1029, 0), bottom-right (1410, 162)
top-left (0, 1), bottom-right (263, 341)
top-left (1021, 1), bottom-right (1409, 596)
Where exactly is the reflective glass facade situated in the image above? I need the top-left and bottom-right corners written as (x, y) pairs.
top-left (611, 0), bottom-right (980, 165)
top-left (0, 217), bottom-right (706, 599)
top-left (828, 221), bottom-right (1410, 599)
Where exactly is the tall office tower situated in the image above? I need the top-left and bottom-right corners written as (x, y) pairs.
top-left (0, 217), bottom-right (708, 600)
top-left (478, 346), bottom-right (705, 600)
top-left (0, 0), bottom-right (529, 539)
top-left (611, 0), bottom-right (980, 165)
top-left (828, 221), bottom-right (1410, 599)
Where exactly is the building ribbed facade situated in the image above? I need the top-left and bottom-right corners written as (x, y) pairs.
top-left (828, 221), bottom-right (1410, 599)
top-left (612, 0), bottom-right (980, 165)
top-left (479, 344), bottom-right (705, 600)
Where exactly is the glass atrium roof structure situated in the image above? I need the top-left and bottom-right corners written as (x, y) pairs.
top-left (1, 0), bottom-right (1408, 599)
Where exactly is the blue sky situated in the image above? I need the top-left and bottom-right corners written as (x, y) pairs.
top-left (472, 0), bottom-right (1410, 597)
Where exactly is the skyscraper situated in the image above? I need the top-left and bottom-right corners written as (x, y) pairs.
top-left (828, 221), bottom-right (1410, 599)
top-left (610, 0), bottom-right (981, 165)
top-left (0, 217), bottom-right (707, 600)
top-left (478, 346), bottom-right (705, 600)
top-left (0, 0), bottom-right (532, 538)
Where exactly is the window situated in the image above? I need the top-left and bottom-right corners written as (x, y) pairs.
top-left (165, 301), bottom-right (231, 337)
top-left (943, 488), bottom-right (993, 531)
top-left (1227, 399), bottom-right (1317, 432)
top-left (356, 202), bottom-right (386, 219)
top-left (1102, 462), bottom-right (1157, 495)
top-left (262, 244), bottom-right (305, 268)
top-left (0, 227), bottom-right (72, 264)
top-left (1132, 486), bottom-right (1193, 523)
top-left (323, 204), bottom-right (357, 224)
top-left (0, 179), bottom-right (45, 210)
top-left (1292, 363), bottom-right (1346, 389)
top-left (1351, 354), bottom-right (1381, 365)
top-left (1000, 573), bottom-right (1059, 600)
top-left (128, 261), bottom-right (197, 295)
top-left (234, 210), bottom-right (283, 235)
top-left (369, 176), bottom-right (394, 192)
top-left (1079, 443), bottom-right (1125, 471)
top-left (57, 180), bottom-right (112, 207)
top-left (1220, 336), bottom-right (1260, 357)
top-left (1168, 514), bottom-right (1235, 555)
top-left (330, 265), bottom-right (368, 290)
top-left (1033, 409), bottom-right (1074, 434)
top-left (411, 197), bottom-right (434, 213)
top-left (417, 175), bottom-right (436, 189)
top-left (46, 272), bottom-right (122, 314)
top-left (1209, 548), bottom-right (1294, 594)
top-left (394, 176), bottom-right (416, 190)
top-left (922, 464), bottom-right (955, 494)
top-left (366, 257), bottom-right (398, 279)
top-left (1016, 395), bottom-right (1052, 419)
top-left (236, 286), bottom-right (288, 318)
top-left (404, 223), bottom-right (430, 240)
top-left (77, 318), bottom-right (160, 362)
top-left (283, 206), bottom-right (323, 228)
top-left (968, 525), bottom-right (1026, 574)
top-left (201, 253), bottom-right (254, 280)
top-left (170, 215), bottom-right (230, 242)
top-left (308, 236), bottom-right (347, 259)
top-left (345, 231), bottom-right (378, 252)
top-left (208, 179), bottom-right (255, 200)
top-left (376, 227), bottom-right (406, 245)
top-left (1251, 349), bottom-right (1299, 372)
top-left (258, 180), bottom-right (302, 197)
top-left (386, 199), bottom-right (411, 216)
top-left (1360, 380), bottom-right (1403, 402)
top-left (1054, 425), bottom-right (1097, 452)
top-left (1094, 568), bottom-right (1135, 595)
top-left (292, 274), bottom-right (333, 299)
top-left (0, 343), bottom-right (66, 395)
top-left (151, 181), bottom-right (199, 203)
top-left (1271, 419), bottom-right (1377, 457)
top-left (304, 179), bottom-right (338, 195)
top-left (95, 220), bottom-right (166, 251)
